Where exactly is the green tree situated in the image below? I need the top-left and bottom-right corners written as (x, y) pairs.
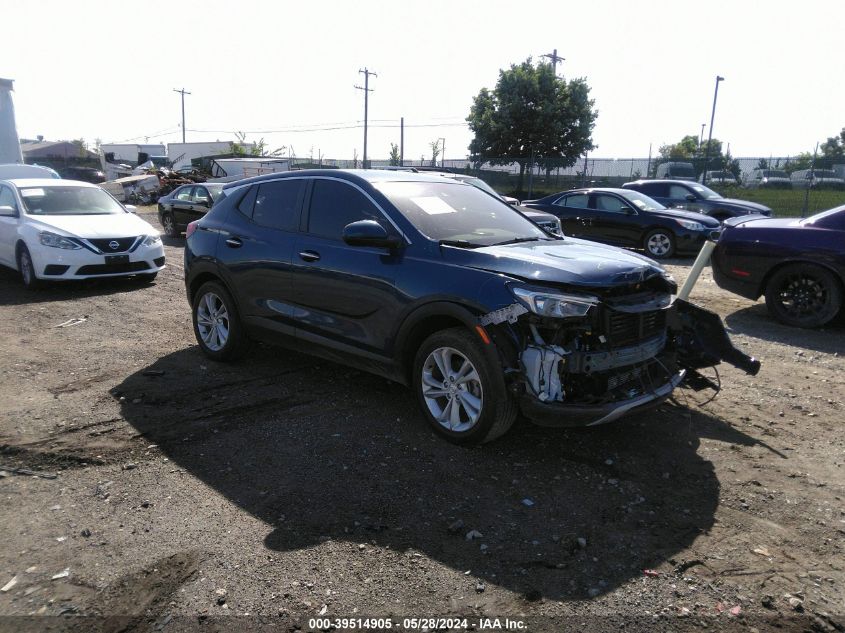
top-left (429, 140), bottom-right (441, 167)
top-left (819, 128), bottom-right (845, 162)
top-left (388, 143), bottom-right (401, 166)
top-left (466, 57), bottom-right (597, 192)
top-left (658, 135), bottom-right (699, 160)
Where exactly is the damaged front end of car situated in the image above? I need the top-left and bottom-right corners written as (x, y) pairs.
top-left (479, 272), bottom-right (760, 427)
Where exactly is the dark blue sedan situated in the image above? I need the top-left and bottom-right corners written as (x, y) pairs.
top-left (712, 205), bottom-right (845, 328)
top-left (521, 188), bottom-right (720, 259)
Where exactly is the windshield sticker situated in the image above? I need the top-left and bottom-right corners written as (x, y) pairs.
top-left (20, 188), bottom-right (45, 197)
top-left (411, 196), bottom-right (457, 215)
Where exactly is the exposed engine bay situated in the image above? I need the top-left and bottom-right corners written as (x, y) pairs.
top-left (480, 275), bottom-right (760, 427)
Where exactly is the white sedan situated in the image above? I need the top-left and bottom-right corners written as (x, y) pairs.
top-left (0, 178), bottom-right (165, 288)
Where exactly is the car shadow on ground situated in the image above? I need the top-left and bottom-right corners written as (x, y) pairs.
top-left (724, 304), bottom-right (845, 353)
top-left (115, 344), bottom-right (764, 602)
top-left (0, 266), bottom-right (157, 306)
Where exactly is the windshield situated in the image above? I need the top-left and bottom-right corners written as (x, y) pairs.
top-left (375, 180), bottom-right (549, 246)
top-left (690, 184), bottom-right (722, 200)
top-left (619, 190), bottom-right (666, 211)
top-left (20, 185), bottom-right (127, 215)
top-left (763, 170), bottom-right (788, 178)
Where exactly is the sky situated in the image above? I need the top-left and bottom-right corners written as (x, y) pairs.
top-left (2, 0), bottom-right (843, 162)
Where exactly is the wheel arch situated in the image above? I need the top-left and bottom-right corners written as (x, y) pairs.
top-left (394, 301), bottom-right (486, 384)
top-left (188, 270), bottom-right (229, 307)
top-left (759, 259), bottom-right (845, 299)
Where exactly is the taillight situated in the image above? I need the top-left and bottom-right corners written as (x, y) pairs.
top-left (186, 221), bottom-right (198, 239)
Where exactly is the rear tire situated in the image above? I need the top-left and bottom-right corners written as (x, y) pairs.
top-left (764, 264), bottom-right (842, 328)
top-left (161, 213), bottom-right (179, 238)
top-left (644, 228), bottom-right (676, 259)
top-left (192, 281), bottom-right (248, 361)
top-left (17, 245), bottom-right (41, 290)
top-left (413, 327), bottom-right (517, 445)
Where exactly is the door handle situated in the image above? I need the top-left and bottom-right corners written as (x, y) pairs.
top-left (225, 237), bottom-right (243, 248)
top-left (299, 250), bottom-right (320, 262)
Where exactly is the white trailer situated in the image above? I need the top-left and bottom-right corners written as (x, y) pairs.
top-left (0, 78), bottom-right (23, 164)
top-left (167, 142), bottom-right (240, 171)
top-left (100, 144), bottom-right (166, 180)
top-left (206, 157), bottom-right (291, 182)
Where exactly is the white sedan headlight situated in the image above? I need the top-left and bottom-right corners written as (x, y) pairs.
top-left (39, 231), bottom-right (81, 250)
top-left (142, 234), bottom-right (162, 247)
top-left (676, 219), bottom-right (706, 231)
top-left (511, 286), bottom-right (598, 318)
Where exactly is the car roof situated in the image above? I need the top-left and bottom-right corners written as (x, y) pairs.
top-left (622, 180), bottom-right (695, 185)
top-left (557, 187), bottom-right (633, 195)
top-left (222, 168), bottom-right (473, 191)
top-left (2, 178), bottom-right (100, 188)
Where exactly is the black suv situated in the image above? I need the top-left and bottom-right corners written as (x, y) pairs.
top-left (622, 180), bottom-right (772, 221)
top-left (184, 170), bottom-right (758, 444)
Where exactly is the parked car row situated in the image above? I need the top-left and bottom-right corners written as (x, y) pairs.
top-left (651, 162), bottom-right (845, 189)
top-left (6, 166), bottom-right (843, 447)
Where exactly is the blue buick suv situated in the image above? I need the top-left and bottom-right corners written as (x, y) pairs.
top-left (184, 170), bottom-right (759, 444)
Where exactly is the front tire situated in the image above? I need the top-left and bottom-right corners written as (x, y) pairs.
top-left (764, 264), bottom-right (842, 328)
top-left (644, 228), bottom-right (676, 259)
top-left (17, 245), bottom-right (41, 289)
top-left (192, 281), bottom-right (248, 360)
top-left (413, 327), bottom-right (516, 445)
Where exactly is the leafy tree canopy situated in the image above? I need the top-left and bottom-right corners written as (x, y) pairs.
top-left (466, 57), bottom-right (597, 190)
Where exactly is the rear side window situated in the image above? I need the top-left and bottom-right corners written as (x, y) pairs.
top-left (0, 185), bottom-right (17, 213)
top-left (252, 179), bottom-right (305, 231)
top-left (555, 193), bottom-right (588, 208)
top-left (237, 186), bottom-right (257, 218)
top-left (307, 179), bottom-right (382, 240)
top-left (638, 182), bottom-right (668, 197)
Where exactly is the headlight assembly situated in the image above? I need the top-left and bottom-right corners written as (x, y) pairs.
top-left (511, 286), bottom-right (598, 318)
top-left (39, 231), bottom-right (81, 250)
top-left (142, 234), bottom-right (162, 247)
top-left (675, 219), bottom-right (705, 231)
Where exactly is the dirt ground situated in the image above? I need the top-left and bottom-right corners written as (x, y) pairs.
top-left (0, 206), bottom-right (842, 632)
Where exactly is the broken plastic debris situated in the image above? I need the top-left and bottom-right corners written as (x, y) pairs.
top-left (752, 546), bottom-right (771, 557)
top-left (465, 530), bottom-right (483, 541)
top-left (729, 605), bottom-right (742, 616)
top-left (1, 576), bottom-right (18, 592)
top-left (643, 569), bottom-right (660, 577)
top-left (51, 569), bottom-right (70, 581)
top-left (521, 498), bottom-right (535, 507)
top-left (54, 317), bottom-right (88, 328)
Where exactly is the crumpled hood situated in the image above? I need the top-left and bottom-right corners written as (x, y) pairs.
top-left (716, 198), bottom-right (772, 213)
top-left (443, 238), bottom-right (669, 287)
top-left (26, 213), bottom-right (158, 238)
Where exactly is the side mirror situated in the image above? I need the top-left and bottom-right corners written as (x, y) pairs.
top-left (685, 194), bottom-right (696, 202)
top-left (342, 220), bottom-right (402, 249)
top-left (0, 205), bottom-right (16, 216)
top-left (620, 205), bottom-right (635, 214)
top-left (125, 204), bottom-right (137, 213)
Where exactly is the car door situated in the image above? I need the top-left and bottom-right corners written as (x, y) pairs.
top-left (636, 182), bottom-right (671, 207)
top-left (216, 178), bottom-right (306, 338)
top-left (170, 186), bottom-right (195, 226)
top-left (550, 193), bottom-right (591, 237)
top-left (589, 193), bottom-right (639, 246)
top-left (291, 177), bottom-right (404, 356)
top-left (0, 185), bottom-right (20, 266)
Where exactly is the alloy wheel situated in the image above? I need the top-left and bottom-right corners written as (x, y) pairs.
top-left (196, 292), bottom-right (230, 352)
top-left (775, 273), bottom-right (829, 321)
top-left (647, 232), bottom-right (672, 257)
top-left (421, 346), bottom-right (483, 433)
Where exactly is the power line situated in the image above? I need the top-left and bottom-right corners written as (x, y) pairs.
top-left (185, 121), bottom-right (469, 135)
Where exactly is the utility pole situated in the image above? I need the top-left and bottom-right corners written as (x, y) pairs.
top-left (438, 137), bottom-right (446, 169)
top-left (702, 75), bottom-right (724, 184)
top-left (400, 117), bottom-right (404, 166)
top-left (542, 48), bottom-right (565, 73)
top-left (354, 68), bottom-right (376, 169)
top-left (173, 88), bottom-right (191, 143)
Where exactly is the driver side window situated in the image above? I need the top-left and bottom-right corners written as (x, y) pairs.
top-left (594, 194), bottom-right (627, 213)
top-left (669, 185), bottom-right (690, 198)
